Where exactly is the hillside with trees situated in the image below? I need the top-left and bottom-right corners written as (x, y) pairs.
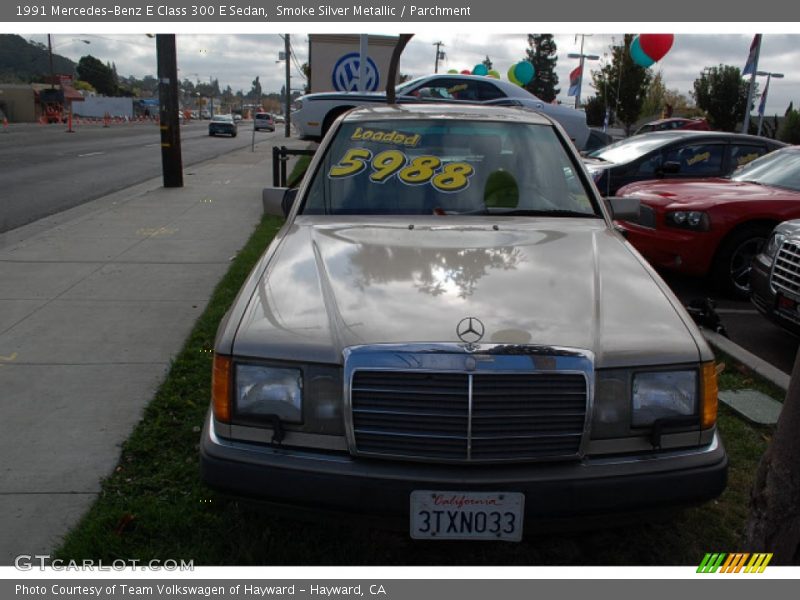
top-left (0, 34), bottom-right (76, 83)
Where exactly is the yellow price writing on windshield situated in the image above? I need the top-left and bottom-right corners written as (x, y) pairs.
top-left (328, 147), bottom-right (474, 193)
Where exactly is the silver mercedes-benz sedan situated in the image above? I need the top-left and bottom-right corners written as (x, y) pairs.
top-left (201, 104), bottom-right (726, 541)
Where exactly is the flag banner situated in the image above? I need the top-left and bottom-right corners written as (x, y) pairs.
top-left (743, 34), bottom-right (762, 76)
top-left (568, 66), bottom-right (582, 97)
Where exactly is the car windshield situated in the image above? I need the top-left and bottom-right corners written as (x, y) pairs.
top-left (730, 148), bottom-right (800, 192)
top-left (302, 118), bottom-right (598, 216)
top-left (256, 113), bottom-right (270, 119)
top-left (212, 115), bottom-right (233, 122)
top-left (588, 133), bottom-right (680, 164)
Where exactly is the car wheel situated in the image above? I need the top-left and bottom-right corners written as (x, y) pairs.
top-left (711, 223), bottom-right (773, 299)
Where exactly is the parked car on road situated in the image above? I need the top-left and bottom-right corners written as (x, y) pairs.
top-left (292, 74), bottom-right (590, 149)
top-left (584, 130), bottom-right (785, 196)
top-left (617, 146), bottom-right (800, 298)
top-left (208, 114), bottom-right (237, 137)
top-left (200, 103), bottom-right (726, 540)
top-left (634, 117), bottom-right (711, 135)
top-left (254, 112), bottom-right (275, 132)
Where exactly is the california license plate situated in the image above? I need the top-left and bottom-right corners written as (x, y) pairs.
top-left (410, 491), bottom-right (524, 541)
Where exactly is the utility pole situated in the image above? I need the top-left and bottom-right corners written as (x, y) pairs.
top-left (433, 41), bottom-right (445, 73)
top-left (47, 34), bottom-right (55, 89)
top-left (156, 34), bottom-right (183, 187)
top-left (285, 33), bottom-right (291, 138)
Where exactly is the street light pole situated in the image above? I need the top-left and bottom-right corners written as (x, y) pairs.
top-left (568, 35), bottom-right (599, 109)
top-left (156, 34), bottom-right (183, 188)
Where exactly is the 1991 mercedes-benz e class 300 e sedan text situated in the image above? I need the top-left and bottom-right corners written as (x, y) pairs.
top-left (201, 104), bottom-right (727, 541)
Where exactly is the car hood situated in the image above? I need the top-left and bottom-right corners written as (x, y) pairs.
top-left (231, 217), bottom-right (702, 368)
top-left (617, 178), bottom-right (800, 208)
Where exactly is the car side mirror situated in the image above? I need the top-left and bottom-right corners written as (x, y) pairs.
top-left (262, 187), bottom-right (297, 217)
top-left (660, 161), bottom-right (681, 175)
top-left (605, 196), bottom-right (640, 223)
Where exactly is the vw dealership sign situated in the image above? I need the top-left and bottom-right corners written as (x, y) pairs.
top-left (332, 52), bottom-right (380, 92)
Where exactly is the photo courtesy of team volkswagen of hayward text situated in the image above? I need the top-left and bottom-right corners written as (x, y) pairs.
top-left (0, 0), bottom-right (799, 595)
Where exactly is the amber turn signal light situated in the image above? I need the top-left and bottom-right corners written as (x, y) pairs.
top-left (212, 354), bottom-right (232, 423)
top-left (701, 361), bottom-right (718, 429)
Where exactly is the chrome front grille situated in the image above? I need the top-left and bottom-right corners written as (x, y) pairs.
top-left (350, 369), bottom-right (588, 462)
top-left (771, 240), bottom-right (800, 297)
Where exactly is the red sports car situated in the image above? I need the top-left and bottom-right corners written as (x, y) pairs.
top-left (616, 146), bottom-right (800, 297)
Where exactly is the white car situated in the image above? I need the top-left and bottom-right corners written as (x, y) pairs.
top-left (254, 112), bottom-right (275, 132)
top-left (292, 74), bottom-right (590, 149)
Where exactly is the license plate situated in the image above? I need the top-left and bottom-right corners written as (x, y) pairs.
top-left (410, 491), bottom-right (524, 541)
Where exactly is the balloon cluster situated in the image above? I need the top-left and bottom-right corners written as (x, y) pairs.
top-left (447, 61), bottom-right (534, 85)
top-left (507, 61), bottom-right (535, 86)
top-left (630, 34), bottom-right (674, 68)
top-left (448, 66), bottom-right (501, 79)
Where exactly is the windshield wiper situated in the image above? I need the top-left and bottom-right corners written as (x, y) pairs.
top-left (489, 209), bottom-right (598, 218)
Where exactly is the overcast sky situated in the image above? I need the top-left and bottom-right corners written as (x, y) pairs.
top-left (27, 32), bottom-right (800, 115)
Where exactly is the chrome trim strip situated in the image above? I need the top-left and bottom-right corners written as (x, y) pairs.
top-left (466, 373), bottom-right (473, 460)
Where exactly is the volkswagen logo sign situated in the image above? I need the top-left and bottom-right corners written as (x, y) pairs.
top-left (332, 52), bottom-right (380, 92)
top-left (456, 317), bottom-right (485, 345)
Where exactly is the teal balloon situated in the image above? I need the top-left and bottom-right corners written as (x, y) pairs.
top-left (513, 61), bottom-right (535, 86)
top-left (630, 36), bottom-right (656, 68)
top-left (473, 64), bottom-right (489, 76)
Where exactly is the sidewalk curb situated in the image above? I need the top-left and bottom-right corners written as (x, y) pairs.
top-left (703, 328), bottom-right (790, 392)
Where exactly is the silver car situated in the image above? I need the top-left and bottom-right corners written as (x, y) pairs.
top-left (201, 104), bottom-right (726, 541)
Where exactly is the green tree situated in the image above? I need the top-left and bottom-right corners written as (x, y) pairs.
top-left (76, 55), bottom-right (117, 95)
top-left (249, 75), bottom-right (262, 102)
top-left (583, 95), bottom-right (606, 127)
top-left (640, 71), bottom-right (667, 118)
top-left (524, 34), bottom-right (559, 103)
top-left (692, 65), bottom-right (752, 132)
top-left (778, 107), bottom-right (800, 144)
top-left (591, 34), bottom-right (652, 134)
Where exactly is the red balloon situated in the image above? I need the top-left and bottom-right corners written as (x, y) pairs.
top-left (639, 34), bottom-right (674, 62)
top-left (460, 69), bottom-right (472, 75)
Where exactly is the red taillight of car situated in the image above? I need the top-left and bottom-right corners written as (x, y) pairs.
top-left (212, 354), bottom-right (232, 423)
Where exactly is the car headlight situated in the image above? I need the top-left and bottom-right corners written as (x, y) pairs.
top-left (762, 231), bottom-right (787, 261)
top-left (665, 210), bottom-right (710, 231)
top-left (235, 365), bottom-right (303, 423)
top-left (632, 370), bottom-right (697, 427)
top-left (294, 100), bottom-right (303, 111)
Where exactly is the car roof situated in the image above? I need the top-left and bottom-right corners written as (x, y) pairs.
top-left (620, 130), bottom-right (783, 144)
top-left (342, 103), bottom-right (552, 125)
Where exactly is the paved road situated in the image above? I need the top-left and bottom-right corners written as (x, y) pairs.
top-left (0, 120), bottom-right (285, 232)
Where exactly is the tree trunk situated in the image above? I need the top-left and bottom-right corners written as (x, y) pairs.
top-left (745, 347), bottom-right (800, 564)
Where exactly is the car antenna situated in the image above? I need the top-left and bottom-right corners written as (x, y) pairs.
top-left (386, 34), bottom-right (414, 105)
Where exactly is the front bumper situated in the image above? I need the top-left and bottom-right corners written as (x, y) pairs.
top-left (200, 414), bottom-right (727, 521)
top-left (620, 222), bottom-right (715, 276)
top-left (751, 254), bottom-right (800, 336)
